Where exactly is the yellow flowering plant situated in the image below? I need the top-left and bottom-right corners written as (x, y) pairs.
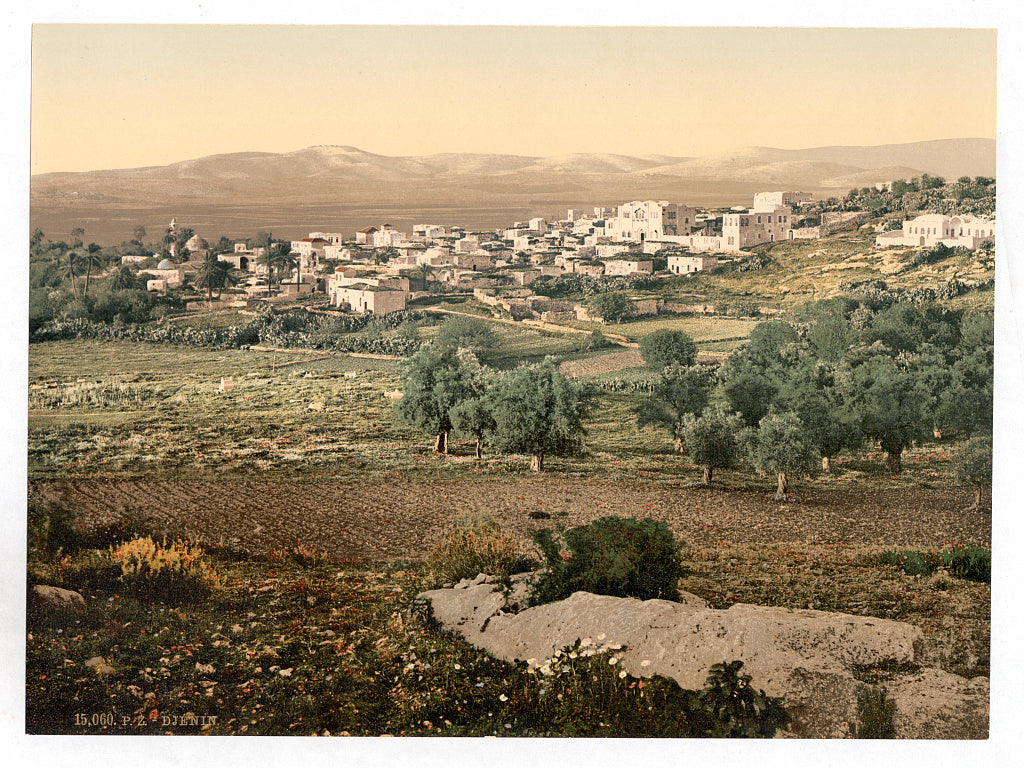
top-left (109, 536), bottom-right (220, 601)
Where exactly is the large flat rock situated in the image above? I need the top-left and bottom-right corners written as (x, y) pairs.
top-left (417, 574), bottom-right (986, 738)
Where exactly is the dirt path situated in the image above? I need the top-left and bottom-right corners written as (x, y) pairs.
top-left (30, 478), bottom-right (990, 562)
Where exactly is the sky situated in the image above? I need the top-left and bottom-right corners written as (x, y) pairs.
top-left (30, 25), bottom-right (998, 174)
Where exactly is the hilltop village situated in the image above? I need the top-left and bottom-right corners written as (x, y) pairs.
top-left (124, 188), bottom-right (995, 324)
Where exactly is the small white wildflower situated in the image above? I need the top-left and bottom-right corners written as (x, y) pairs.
top-left (453, 664), bottom-right (461, 670)
top-left (569, 652), bottom-right (577, 659)
top-left (540, 665), bottom-right (552, 675)
top-left (619, 670), bottom-right (627, 678)
top-left (608, 657), bottom-right (618, 665)
top-left (526, 658), bottom-right (537, 666)
top-left (597, 633), bottom-right (606, 641)
top-left (499, 694), bottom-right (508, 702)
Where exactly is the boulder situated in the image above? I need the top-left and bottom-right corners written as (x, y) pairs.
top-left (886, 668), bottom-right (989, 739)
top-left (31, 585), bottom-right (87, 624)
top-left (416, 577), bottom-right (985, 738)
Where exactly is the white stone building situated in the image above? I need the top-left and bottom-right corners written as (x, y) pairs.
top-left (668, 255), bottom-right (718, 274)
top-left (603, 259), bottom-right (654, 276)
top-left (605, 200), bottom-right (698, 244)
top-left (875, 213), bottom-right (995, 250)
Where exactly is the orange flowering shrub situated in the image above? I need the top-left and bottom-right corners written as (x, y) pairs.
top-left (109, 536), bottom-right (220, 602)
top-left (427, 517), bottom-right (534, 585)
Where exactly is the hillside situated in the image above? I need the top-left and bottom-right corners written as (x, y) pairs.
top-left (30, 138), bottom-right (996, 245)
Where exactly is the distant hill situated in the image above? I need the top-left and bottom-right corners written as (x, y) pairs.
top-left (30, 139), bottom-right (996, 244)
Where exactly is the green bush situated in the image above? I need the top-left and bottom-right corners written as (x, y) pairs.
top-left (529, 516), bottom-right (682, 605)
top-left (28, 497), bottom-right (78, 559)
top-left (880, 545), bottom-right (990, 584)
top-left (685, 660), bottom-right (791, 738)
top-left (941, 544), bottom-right (991, 583)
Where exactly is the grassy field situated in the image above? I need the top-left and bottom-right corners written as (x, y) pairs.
top-left (26, 338), bottom-right (980, 504)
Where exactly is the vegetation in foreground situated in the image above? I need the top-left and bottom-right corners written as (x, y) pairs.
top-left (27, 502), bottom-right (990, 737)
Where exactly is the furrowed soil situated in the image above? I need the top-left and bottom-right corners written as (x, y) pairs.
top-left (29, 478), bottom-right (989, 562)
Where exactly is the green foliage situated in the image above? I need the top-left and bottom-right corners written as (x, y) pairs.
top-left (740, 411), bottom-right (820, 495)
top-left (880, 545), bottom-right (990, 583)
top-left (586, 291), bottom-right (632, 323)
top-left (395, 346), bottom-right (484, 450)
top-left (27, 497), bottom-right (78, 559)
top-left (486, 358), bottom-right (589, 468)
top-left (636, 364), bottom-right (713, 446)
top-left (952, 436), bottom-right (992, 488)
top-left (721, 370), bottom-right (777, 428)
top-left (529, 516), bottom-right (683, 605)
top-left (434, 314), bottom-right (498, 354)
top-left (849, 687), bottom-right (896, 738)
top-left (684, 661), bottom-right (792, 738)
top-left (681, 407), bottom-right (741, 483)
top-left (426, 517), bottom-right (535, 585)
top-left (638, 328), bottom-right (697, 370)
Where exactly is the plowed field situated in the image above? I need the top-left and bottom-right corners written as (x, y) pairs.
top-left (30, 478), bottom-right (990, 562)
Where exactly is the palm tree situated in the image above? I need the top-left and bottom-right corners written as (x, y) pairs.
top-left (81, 244), bottom-right (104, 296)
top-left (62, 251), bottom-right (82, 298)
top-left (195, 253), bottom-right (234, 302)
top-left (279, 252), bottom-right (300, 291)
top-left (257, 242), bottom-right (292, 290)
top-left (109, 265), bottom-right (142, 292)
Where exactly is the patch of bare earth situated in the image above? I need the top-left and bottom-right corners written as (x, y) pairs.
top-left (29, 478), bottom-right (990, 562)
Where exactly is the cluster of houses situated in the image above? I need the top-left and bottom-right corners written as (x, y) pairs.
top-left (127, 192), bottom-right (996, 317)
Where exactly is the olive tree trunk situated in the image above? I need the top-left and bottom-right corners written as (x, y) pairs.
top-left (531, 453), bottom-right (544, 472)
top-left (475, 438), bottom-right (483, 460)
top-left (885, 450), bottom-right (902, 474)
top-left (703, 465), bottom-right (713, 484)
top-left (776, 472), bottom-right (789, 497)
top-left (433, 431), bottom-right (448, 454)
top-left (821, 455), bottom-right (831, 473)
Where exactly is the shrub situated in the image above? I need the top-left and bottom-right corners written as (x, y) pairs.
top-left (109, 536), bottom-right (220, 602)
top-left (880, 545), bottom-right (990, 584)
top-left (849, 686), bottom-right (897, 738)
top-left (529, 516), bottom-right (682, 605)
top-left (941, 544), bottom-right (991, 583)
top-left (685, 660), bottom-right (792, 738)
top-left (28, 497), bottom-right (78, 559)
top-left (427, 517), bottom-right (535, 585)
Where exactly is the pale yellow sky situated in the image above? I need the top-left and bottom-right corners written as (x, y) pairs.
top-left (31, 25), bottom-right (997, 174)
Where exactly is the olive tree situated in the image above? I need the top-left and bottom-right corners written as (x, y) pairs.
top-left (952, 436), bottom-right (993, 512)
top-left (638, 329), bottom-right (698, 370)
top-left (680, 407), bottom-right (742, 485)
top-left (740, 412), bottom-right (820, 499)
top-left (487, 359), bottom-right (588, 472)
top-left (394, 346), bottom-right (483, 454)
